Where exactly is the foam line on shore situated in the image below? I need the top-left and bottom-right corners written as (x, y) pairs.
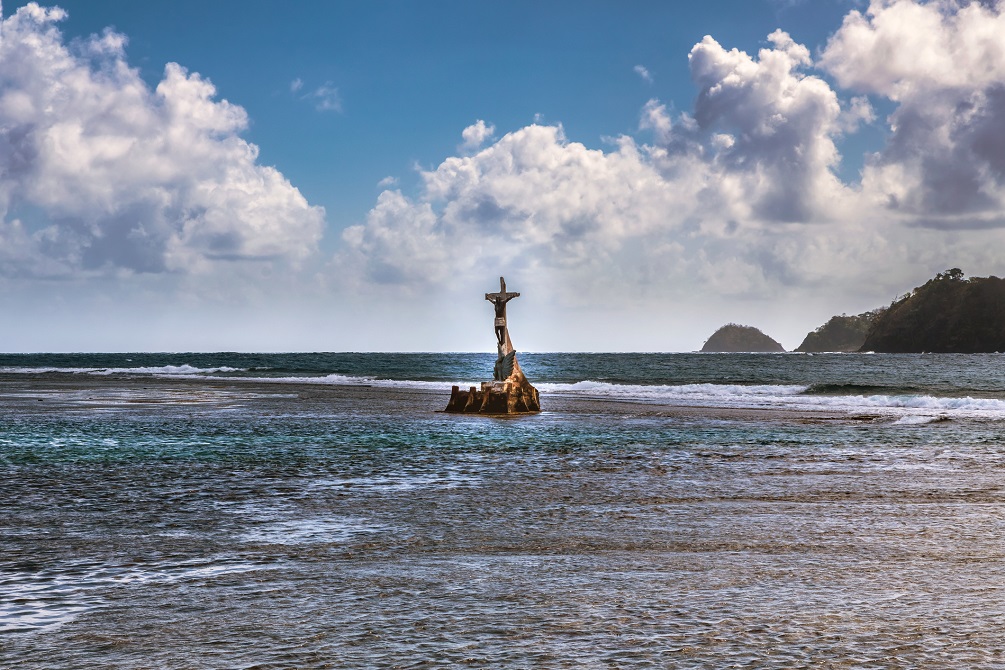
top-left (5, 366), bottom-right (1005, 420)
top-left (0, 364), bottom-right (245, 376)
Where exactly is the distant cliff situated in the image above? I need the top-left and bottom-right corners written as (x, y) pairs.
top-left (860, 269), bottom-right (1005, 353)
top-left (701, 324), bottom-right (785, 353)
top-left (795, 309), bottom-right (885, 353)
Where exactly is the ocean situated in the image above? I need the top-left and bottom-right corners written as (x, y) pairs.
top-left (3, 352), bottom-right (1005, 667)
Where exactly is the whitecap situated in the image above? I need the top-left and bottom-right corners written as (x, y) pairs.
top-left (0, 364), bottom-right (245, 376)
top-left (892, 414), bottom-right (950, 425)
top-left (240, 517), bottom-right (391, 545)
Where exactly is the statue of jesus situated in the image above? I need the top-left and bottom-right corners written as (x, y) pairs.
top-left (485, 276), bottom-right (520, 351)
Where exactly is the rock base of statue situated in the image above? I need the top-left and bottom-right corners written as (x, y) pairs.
top-left (444, 370), bottom-right (540, 415)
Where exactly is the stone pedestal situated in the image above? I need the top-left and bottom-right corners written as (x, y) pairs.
top-left (444, 369), bottom-right (540, 414)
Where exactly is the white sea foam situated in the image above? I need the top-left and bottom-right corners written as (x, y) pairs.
top-left (236, 375), bottom-right (1005, 420)
top-left (785, 392), bottom-right (1005, 419)
top-left (6, 364), bottom-right (1005, 421)
top-left (536, 380), bottom-right (808, 399)
top-left (241, 517), bottom-right (391, 545)
top-left (310, 470), bottom-right (484, 493)
top-left (95, 364), bottom-right (245, 375)
top-left (545, 381), bottom-right (1005, 419)
top-left (0, 559), bottom-right (266, 633)
top-left (0, 364), bottom-right (244, 376)
top-left (249, 373), bottom-right (479, 391)
top-left (265, 374), bottom-right (1005, 420)
top-left (892, 414), bottom-right (949, 425)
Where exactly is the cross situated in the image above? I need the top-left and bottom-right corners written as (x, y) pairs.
top-left (485, 276), bottom-right (520, 312)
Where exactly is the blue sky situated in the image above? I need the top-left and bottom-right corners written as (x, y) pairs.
top-left (2, 1), bottom-right (1005, 351)
top-left (40, 0), bottom-right (858, 250)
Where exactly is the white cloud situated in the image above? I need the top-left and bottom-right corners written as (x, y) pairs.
top-left (0, 4), bottom-right (325, 278)
top-left (342, 120), bottom-right (844, 306)
top-left (289, 77), bottom-right (341, 112)
top-left (822, 0), bottom-right (1005, 222)
top-left (639, 98), bottom-right (672, 144)
top-left (7, 0), bottom-right (1005, 351)
top-left (633, 64), bottom-right (653, 83)
top-left (686, 29), bottom-right (849, 223)
top-left (838, 94), bottom-right (875, 132)
top-left (341, 124), bottom-right (697, 297)
top-left (341, 3), bottom-right (1005, 331)
top-left (342, 29), bottom-right (860, 292)
top-left (459, 119), bottom-right (495, 153)
top-left (821, 0), bottom-right (1005, 97)
top-left (309, 81), bottom-right (341, 112)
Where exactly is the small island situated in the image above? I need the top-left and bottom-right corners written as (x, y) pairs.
top-left (700, 324), bottom-right (784, 352)
top-left (795, 309), bottom-right (885, 353)
top-left (860, 269), bottom-right (1005, 353)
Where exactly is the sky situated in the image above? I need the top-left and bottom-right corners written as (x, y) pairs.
top-left (2, 0), bottom-right (1005, 352)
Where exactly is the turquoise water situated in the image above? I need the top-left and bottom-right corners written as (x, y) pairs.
top-left (3, 353), bottom-right (1005, 667)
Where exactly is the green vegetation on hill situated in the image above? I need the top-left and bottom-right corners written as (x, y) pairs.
top-left (859, 269), bottom-right (1005, 353)
top-left (795, 309), bottom-right (886, 352)
top-left (701, 324), bottom-right (784, 353)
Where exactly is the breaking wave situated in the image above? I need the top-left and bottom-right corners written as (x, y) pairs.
top-left (0, 364), bottom-right (245, 376)
top-left (263, 375), bottom-right (1005, 420)
top-left (5, 361), bottom-right (1005, 421)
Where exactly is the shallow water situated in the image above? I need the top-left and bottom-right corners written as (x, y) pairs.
top-left (3, 355), bottom-right (1005, 667)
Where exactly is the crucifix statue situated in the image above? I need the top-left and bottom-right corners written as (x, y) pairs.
top-left (443, 275), bottom-right (539, 413)
top-left (485, 276), bottom-right (520, 354)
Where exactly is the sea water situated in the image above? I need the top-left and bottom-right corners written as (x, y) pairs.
top-left (3, 353), bottom-right (1005, 667)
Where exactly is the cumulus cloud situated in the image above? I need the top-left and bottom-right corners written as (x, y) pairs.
top-left (341, 1), bottom-right (1005, 316)
top-left (0, 3), bottom-right (324, 278)
top-left (9, 0), bottom-right (1003, 348)
top-left (821, 0), bottom-right (1005, 96)
top-left (341, 125), bottom-right (696, 295)
top-left (341, 29), bottom-right (862, 299)
top-left (686, 29), bottom-right (850, 223)
top-left (459, 119), bottom-right (495, 153)
top-left (339, 120), bottom-right (848, 303)
top-left (821, 0), bottom-right (1005, 222)
top-left (639, 98), bottom-right (672, 144)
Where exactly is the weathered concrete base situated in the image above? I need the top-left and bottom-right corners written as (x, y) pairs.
top-left (444, 376), bottom-right (540, 414)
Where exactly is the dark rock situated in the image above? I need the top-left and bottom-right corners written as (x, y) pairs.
top-left (795, 309), bottom-right (886, 352)
top-left (701, 324), bottom-right (784, 352)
